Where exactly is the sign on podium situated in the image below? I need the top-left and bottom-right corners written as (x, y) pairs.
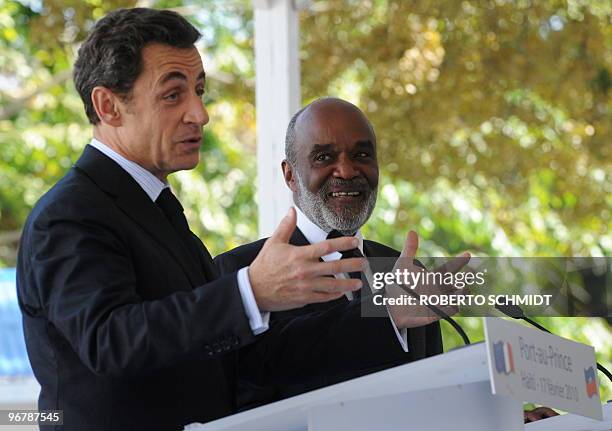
top-left (186, 318), bottom-right (605, 431)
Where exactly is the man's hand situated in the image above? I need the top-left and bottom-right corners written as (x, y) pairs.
top-left (249, 208), bottom-right (365, 312)
top-left (524, 406), bottom-right (558, 423)
top-left (385, 230), bottom-right (470, 328)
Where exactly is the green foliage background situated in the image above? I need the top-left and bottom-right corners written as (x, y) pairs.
top-left (0, 0), bottom-right (610, 400)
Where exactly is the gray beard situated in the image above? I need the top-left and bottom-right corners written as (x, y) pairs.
top-left (294, 172), bottom-right (377, 235)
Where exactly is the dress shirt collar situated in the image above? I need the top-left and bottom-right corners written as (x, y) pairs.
top-left (294, 205), bottom-right (364, 260)
top-left (89, 138), bottom-right (168, 202)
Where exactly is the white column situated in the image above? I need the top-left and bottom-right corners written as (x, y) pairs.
top-left (253, 0), bottom-right (302, 237)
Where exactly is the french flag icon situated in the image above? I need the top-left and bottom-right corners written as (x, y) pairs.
top-left (494, 340), bottom-right (515, 375)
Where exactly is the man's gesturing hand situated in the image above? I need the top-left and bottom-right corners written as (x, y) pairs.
top-left (249, 208), bottom-right (365, 312)
top-left (386, 230), bottom-right (470, 328)
top-left (524, 407), bottom-right (558, 423)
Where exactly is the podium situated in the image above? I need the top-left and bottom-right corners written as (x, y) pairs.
top-left (186, 343), bottom-right (525, 431)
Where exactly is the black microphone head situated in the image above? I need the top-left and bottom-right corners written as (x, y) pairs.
top-left (495, 303), bottom-right (525, 319)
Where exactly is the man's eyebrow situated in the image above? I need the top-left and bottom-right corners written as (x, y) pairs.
top-left (309, 143), bottom-right (334, 155)
top-left (159, 71), bottom-right (206, 85)
top-left (354, 140), bottom-right (375, 150)
top-left (160, 71), bottom-right (187, 85)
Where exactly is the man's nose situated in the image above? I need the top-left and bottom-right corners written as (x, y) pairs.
top-left (333, 155), bottom-right (359, 179)
top-left (184, 95), bottom-right (209, 126)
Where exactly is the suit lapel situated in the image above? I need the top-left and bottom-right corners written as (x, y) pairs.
top-left (192, 235), bottom-right (219, 280)
top-left (363, 240), bottom-right (398, 272)
top-left (74, 145), bottom-right (207, 287)
top-left (362, 240), bottom-right (373, 258)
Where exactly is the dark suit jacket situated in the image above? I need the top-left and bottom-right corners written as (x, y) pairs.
top-left (17, 145), bottom-right (430, 430)
top-left (215, 227), bottom-right (443, 409)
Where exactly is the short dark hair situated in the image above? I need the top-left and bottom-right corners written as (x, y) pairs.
top-left (284, 105), bottom-right (307, 167)
top-left (73, 8), bottom-right (201, 124)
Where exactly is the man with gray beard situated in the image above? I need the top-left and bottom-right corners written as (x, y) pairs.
top-left (215, 97), bottom-right (443, 409)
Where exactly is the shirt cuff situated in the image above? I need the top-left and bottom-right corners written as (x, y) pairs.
top-left (237, 267), bottom-right (270, 335)
top-left (386, 305), bottom-right (409, 352)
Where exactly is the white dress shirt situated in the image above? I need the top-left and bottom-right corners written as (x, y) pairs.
top-left (295, 206), bottom-right (409, 352)
top-left (89, 138), bottom-right (269, 335)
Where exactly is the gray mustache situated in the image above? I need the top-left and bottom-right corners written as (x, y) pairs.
top-left (320, 178), bottom-right (371, 195)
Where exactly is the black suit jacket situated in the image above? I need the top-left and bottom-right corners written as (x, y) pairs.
top-left (17, 145), bottom-right (258, 430)
top-left (17, 146), bottom-right (432, 429)
top-left (215, 227), bottom-right (443, 409)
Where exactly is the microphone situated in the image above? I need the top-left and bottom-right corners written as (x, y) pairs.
top-left (495, 303), bottom-right (612, 384)
top-left (399, 287), bottom-right (471, 345)
top-left (427, 301), bottom-right (472, 346)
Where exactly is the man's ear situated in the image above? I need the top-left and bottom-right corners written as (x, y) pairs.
top-left (91, 86), bottom-right (123, 127)
top-left (281, 160), bottom-right (297, 192)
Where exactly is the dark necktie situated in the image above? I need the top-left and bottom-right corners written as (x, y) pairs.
top-left (326, 229), bottom-right (365, 300)
top-left (156, 188), bottom-right (200, 262)
top-left (155, 188), bottom-right (218, 283)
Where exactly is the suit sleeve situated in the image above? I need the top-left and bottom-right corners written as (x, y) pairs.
top-left (18, 196), bottom-right (257, 378)
top-left (215, 253), bottom-right (239, 276)
top-left (214, 246), bottom-right (259, 275)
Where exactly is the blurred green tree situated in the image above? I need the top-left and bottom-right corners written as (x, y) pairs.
top-left (301, 0), bottom-right (611, 258)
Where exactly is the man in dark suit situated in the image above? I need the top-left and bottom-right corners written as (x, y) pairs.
top-left (15, 10), bottom-right (394, 431)
top-left (216, 98), bottom-right (557, 424)
top-left (215, 97), bottom-right (446, 409)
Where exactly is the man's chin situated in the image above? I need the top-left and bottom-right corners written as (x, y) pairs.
top-left (324, 196), bottom-right (366, 212)
top-left (323, 206), bottom-right (366, 230)
top-left (174, 154), bottom-right (201, 172)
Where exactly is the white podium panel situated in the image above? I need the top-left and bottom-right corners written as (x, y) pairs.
top-left (186, 343), bottom-right (522, 431)
top-left (308, 381), bottom-right (523, 431)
